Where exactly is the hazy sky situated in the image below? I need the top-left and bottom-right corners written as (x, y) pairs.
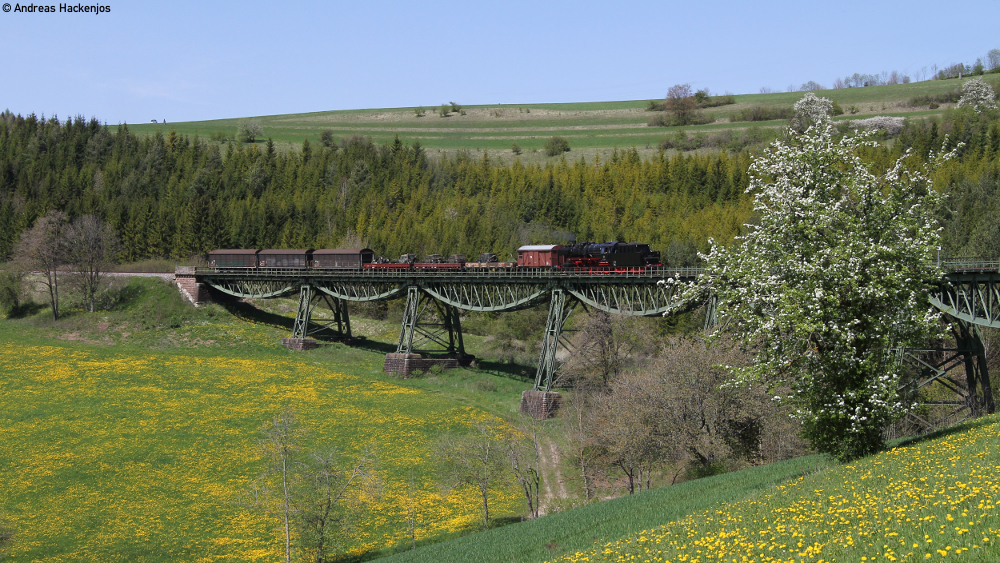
top-left (1, 0), bottom-right (998, 124)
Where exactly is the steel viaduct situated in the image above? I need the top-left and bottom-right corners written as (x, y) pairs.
top-left (176, 261), bottom-right (998, 421)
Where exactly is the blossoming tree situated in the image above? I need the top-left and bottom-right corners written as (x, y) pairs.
top-left (701, 107), bottom-right (954, 461)
top-left (956, 77), bottom-right (998, 113)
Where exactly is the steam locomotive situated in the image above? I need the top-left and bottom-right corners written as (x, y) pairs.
top-left (208, 242), bottom-right (661, 272)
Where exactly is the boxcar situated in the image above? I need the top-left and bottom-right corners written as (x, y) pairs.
top-left (517, 245), bottom-right (565, 268)
top-left (258, 249), bottom-right (312, 268)
top-left (208, 249), bottom-right (260, 269)
top-left (311, 248), bottom-right (375, 269)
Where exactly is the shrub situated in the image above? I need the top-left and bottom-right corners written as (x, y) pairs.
top-left (646, 100), bottom-right (665, 112)
top-left (511, 142), bottom-right (522, 155)
top-left (414, 107), bottom-right (426, 118)
top-left (849, 116), bottom-right (906, 136)
top-left (700, 94), bottom-right (736, 108)
top-left (0, 271), bottom-right (21, 318)
top-left (237, 119), bottom-right (263, 143)
top-left (729, 106), bottom-right (794, 122)
top-left (908, 89), bottom-right (961, 107)
top-left (544, 136), bottom-right (570, 156)
top-left (439, 104), bottom-right (450, 118)
top-left (319, 130), bottom-right (335, 147)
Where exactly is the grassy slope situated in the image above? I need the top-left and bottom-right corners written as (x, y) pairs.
top-left (388, 415), bottom-right (1000, 563)
top-left (0, 277), bottom-right (535, 562)
top-left (126, 78), bottom-right (989, 163)
top-left (377, 455), bottom-right (832, 563)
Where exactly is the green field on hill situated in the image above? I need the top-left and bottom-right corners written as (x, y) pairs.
top-left (127, 78), bottom-right (983, 163)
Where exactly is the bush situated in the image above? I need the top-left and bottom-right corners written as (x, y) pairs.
top-left (700, 94), bottom-right (736, 108)
top-left (414, 107), bottom-right (426, 118)
top-left (0, 271), bottom-right (21, 317)
top-left (660, 126), bottom-right (777, 153)
top-left (908, 89), bottom-right (961, 107)
top-left (729, 106), bottom-right (794, 122)
top-left (511, 142), bottom-right (522, 155)
top-left (849, 116), bottom-right (906, 136)
top-left (646, 100), bottom-right (665, 112)
top-left (237, 119), bottom-right (263, 143)
top-left (647, 111), bottom-right (714, 127)
top-left (544, 136), bottom-right (570, 156)
top-left (319, 130), bottom-right (335, 148)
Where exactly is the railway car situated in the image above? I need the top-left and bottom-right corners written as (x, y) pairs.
top-left (209, 249), bottom-right (260, 269)
top-left (517, 245), bottom-right (565, 268)
top-left (258, 249), bottom-right (312, 268)
top-left (312, 248), bottom-right (375, 269)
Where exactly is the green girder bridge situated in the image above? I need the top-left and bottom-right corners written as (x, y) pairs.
top-left (189, 261), bottom-right (998, 426)
top-left (193, 267), bottom-right (705, 391)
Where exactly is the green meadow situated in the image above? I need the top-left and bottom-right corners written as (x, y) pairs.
top-left (2, 272), bottom-right (1000, 562)
top-left (0, 277), bottom-right (529, 562)
top-left (127, 78), bottom-right (983, 163)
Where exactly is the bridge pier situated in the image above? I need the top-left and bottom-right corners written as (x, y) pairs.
top-left (284, 285), bottom-right (353, 350)
top-left (897, 318), bottom-right (995, 433)
top-left (384, 287), bottom-right (473, 376)
top-left (532, 289), bottom-right (578, 393)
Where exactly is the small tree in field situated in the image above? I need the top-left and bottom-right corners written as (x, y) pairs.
top-left (957, 77), bottom-right (998, 113)
top-left (433, 419), bottom-right (509, 528)
top-left (544, 136), bottom-right (570, 156)
top-left (699, 121), bottom-right (955, 461)
top-left (65, 214), bottom-right (121, 313)
top-left (14, 210), bottom-right (67, 321)
top-left (237, 119), bottom-right (263, 143)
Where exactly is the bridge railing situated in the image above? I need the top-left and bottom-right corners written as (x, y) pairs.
top-left (940, 258), bottom-right (1000, 273)
top-left (193, 266), bottom-right (708, 279)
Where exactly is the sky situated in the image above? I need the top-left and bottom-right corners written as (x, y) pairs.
top-left (1, 0), bottom-right (998, 124)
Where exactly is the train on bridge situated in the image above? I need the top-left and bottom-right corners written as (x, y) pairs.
top-left (208, 242), bottom-right (662, 273)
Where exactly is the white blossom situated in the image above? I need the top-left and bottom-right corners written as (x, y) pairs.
top-left (956, 77), bottom-right (998, 113)
top-left (695, 122), bottom-right (955, 461)
top-left (849, 116), bottom-right (906, 136)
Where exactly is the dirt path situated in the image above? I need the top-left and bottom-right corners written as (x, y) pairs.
top-left (538, 436), bottom-right (569, 515)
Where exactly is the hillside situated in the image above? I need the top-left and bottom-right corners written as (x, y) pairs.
top-left (378, 414), bottom-right (1000, 563)
top-left (127, 79), bottom-right (974, 162)
top-left (0, 277), bottom-right (535, 562)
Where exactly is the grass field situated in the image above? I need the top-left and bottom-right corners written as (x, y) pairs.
top-left (376, 416), bottom-right (1000, 563)
top-left (126, 77), bottom-right (994, 163)
top-left (0, 278), bottom-right (532, 562)
top-left (4, 277), bottom-right (1000, 562)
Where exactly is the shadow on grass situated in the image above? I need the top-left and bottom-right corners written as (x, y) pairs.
top-left (476, 359), bottom-right (535, 383)
top-left (6, 302), bottom-right (48, 319)
top-left (214, 292), bottom-right (537, 384)
top-left (891, 413), bottom-right (997, 449)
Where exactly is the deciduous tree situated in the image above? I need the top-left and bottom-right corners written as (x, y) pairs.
top-left (957, 77), bottom-right (998, 113)
top-left (14, 210), bottom-right (67, 321)
top-left (433, 419), bottom-right (510, 528)
top-left (65, 215), bottom-right (121, 313)
top-left (698, 121), bottom-right (954, 461)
